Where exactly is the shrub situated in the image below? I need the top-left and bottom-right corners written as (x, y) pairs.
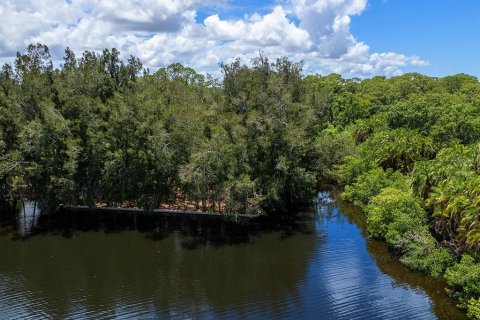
top-left (365, 187), bottom-right (453, 277)
top-left (445, 255), bottom-right (480, 306)
top-left (365, 187), bottom-right (424, 239)
top-left (399, 227), bottom-right (453, 277)
top-left (343, 169), bottom-right (409, 209)
top-left (468, 298), bottom-right (480, 319)
top-left (335, 156), bottom-right (373, 187)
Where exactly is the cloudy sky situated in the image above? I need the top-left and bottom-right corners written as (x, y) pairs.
top-left (0, 0), bottom-right (478, 78)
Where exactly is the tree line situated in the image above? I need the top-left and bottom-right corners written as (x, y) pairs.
top-left (0, 45), bottom-right (321, 215)
top-left (1, 44), bottom-right (480, 317)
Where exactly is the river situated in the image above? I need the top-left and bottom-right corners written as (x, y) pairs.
top-left (0, 193), bottom-right (465, 319)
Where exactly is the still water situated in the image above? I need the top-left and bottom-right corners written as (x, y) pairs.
top-left (0, 194), bottom-right (465, 319)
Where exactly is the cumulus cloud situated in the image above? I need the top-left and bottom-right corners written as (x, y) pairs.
top-left (95, 0), bottom-right (213, 32)
top-left (322, 50), bottom-right (429, 78)
top-left (0, 0), bottom-right (428, 77)
top-left (292, 0), bottom-right (365, 57)
top-left (203, 7), bottom-right (311, 51)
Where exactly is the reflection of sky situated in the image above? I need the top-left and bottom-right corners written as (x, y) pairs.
top-left (16, 201), bottom-right (41, 236)
top-left (286, 205), bottom-right (436, 320)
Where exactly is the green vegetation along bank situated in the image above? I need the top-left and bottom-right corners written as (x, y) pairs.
top-left (1, 44), bottom-right (480, 317)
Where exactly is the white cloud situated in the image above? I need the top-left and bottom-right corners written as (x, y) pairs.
top-left (203, 7), bottom-right (310, 50)
top-left (323, 50), bottom-right (430, 78)
top-left (0, 0), bottom-right (428, 78)
top-left (94, 0), bottom-right (209, 32)
top-left (292, 0), bottom-right (365, 57)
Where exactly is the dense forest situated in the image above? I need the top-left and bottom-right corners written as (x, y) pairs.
top-left (1, 44), bottom-right (480, 317)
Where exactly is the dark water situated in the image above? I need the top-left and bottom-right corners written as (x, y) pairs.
top-left (0, 194), bottom-right (465, 319)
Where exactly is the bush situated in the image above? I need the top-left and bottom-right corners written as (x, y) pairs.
top-left (445, 255), bottom-right (480, 306)
top-left (468, 298), bottom-right (480, 319)
top-left (365, 187), bottom-right (424, 239)
top-left (365, 187), bottom-right (453, 277)
top-left (335, 156), bottom-right (373, 187)
top-left (399, 227), bottom-right (453, 277)
top-left (342, 168), bottom-right (409, 208)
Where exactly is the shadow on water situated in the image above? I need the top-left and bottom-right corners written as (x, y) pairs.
top-left (30, 208), bottom-right (315, 246)
top-left (333, 196), bottom-right (466, 320)
top-left (1, 200), bottom-right (317, 245)
top-left (0, 203), bottom-right (320, 319)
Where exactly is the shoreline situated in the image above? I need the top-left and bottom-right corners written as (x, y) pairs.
top-left (61, 205), bottom-right (261, 220)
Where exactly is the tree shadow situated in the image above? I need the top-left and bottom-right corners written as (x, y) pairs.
top-left (2, 207), bottom-right (317, 249)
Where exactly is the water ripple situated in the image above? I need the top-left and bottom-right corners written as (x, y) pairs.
top-left (0, 198), bottom-right (466, 319)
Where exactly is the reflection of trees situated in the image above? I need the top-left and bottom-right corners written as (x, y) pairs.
top-left (0, 210), bottom-right (318, 319)
top-left (335, 197), bottom-right (466, 320)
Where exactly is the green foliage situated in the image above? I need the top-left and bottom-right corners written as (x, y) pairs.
top-left (385, 92), bottom-right (480, 146)
top-left (467, 297), bottom-right (480, 319)
top-left (439, 74), bottom-right (479, 94)
top-left (224, 174), bottom-right (263, 215)
top-left (332, 70), bottom-right (480, 310)
top-left (365, 187), bottom-right (424, 239)
top-left (351, 114), bottom-right (389, 143)
top-left (313, 126), bottom-right (357, 184)
top-left (335, 156), bottom-right (374, 187)
top-left (364, 187), bottom-right (453, 277)
top-left (342, 168), bottom-right (408, 208)
top-left (335, 73), bottom-right (480, 306)
top-left (399, 227), bottom-right (453, 277)
top-left (410, 143), bottom-right (480, 251)
top-left (445, 255), bottom-right (480, 306)
top-left (1, 46), bottom-right (333, 214)
top-left (360, 128), bottom-right (436, 172)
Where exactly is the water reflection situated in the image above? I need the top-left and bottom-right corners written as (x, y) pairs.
top-left (0, 201), bottom-right (42, 238)
top-left (17, 201), bottom-right (41, 236)
top-left (0, 196), bottom-right (466, 319)
top-left (335, 197), bottom-right (465, 320)
top-left (0, 208), bottom-right (318, 319)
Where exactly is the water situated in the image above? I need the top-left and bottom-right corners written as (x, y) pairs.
top-left (0, 196), bottom-right (465, 319)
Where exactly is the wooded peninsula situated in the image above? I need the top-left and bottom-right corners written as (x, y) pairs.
top-left (1, 44), bottom-right (480, 317)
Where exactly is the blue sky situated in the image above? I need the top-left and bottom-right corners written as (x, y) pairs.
top-left (0, 0), bottom-right (477, 78)
top-left (350, 0), bottom-right (480, 77)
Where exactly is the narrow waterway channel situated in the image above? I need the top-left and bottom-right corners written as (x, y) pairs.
top-left (0, 193), bottom-right (465, 319)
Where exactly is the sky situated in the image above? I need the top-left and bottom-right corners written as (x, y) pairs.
top-left (0, 0), bottom-right (478, 78)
